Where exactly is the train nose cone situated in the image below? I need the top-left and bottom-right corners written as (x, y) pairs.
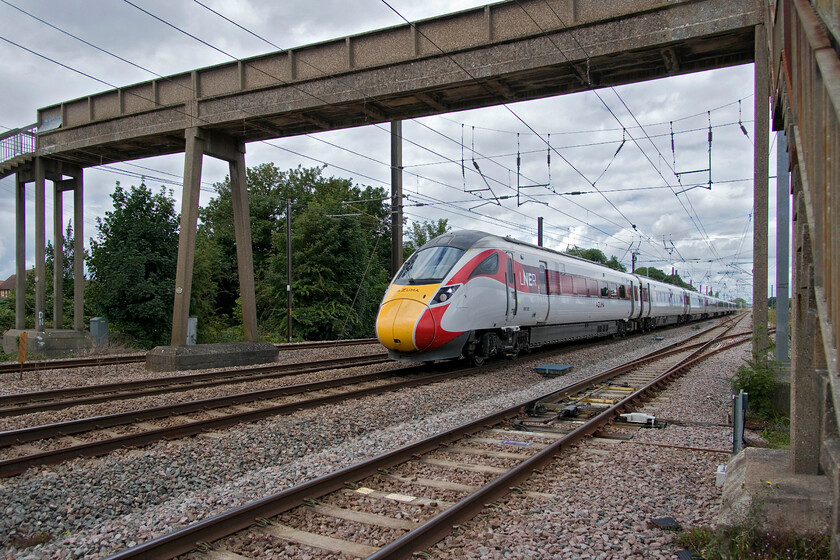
top-left (376, 299), bottom-right (435, 351)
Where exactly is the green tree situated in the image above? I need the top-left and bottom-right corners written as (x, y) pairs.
top-left (565, 247), bottom-right (627, 272)
top-left (403, 219), bottom-right (450, 259)
top-left (86, 183), bottom-right (179, 348)
top-left (195, 164), bottom-right (391, 342)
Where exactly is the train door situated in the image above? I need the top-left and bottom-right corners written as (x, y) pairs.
top-left (539, 260), bottom-right (550, 322)
top-left (505, 252), bottom-right (518, 321)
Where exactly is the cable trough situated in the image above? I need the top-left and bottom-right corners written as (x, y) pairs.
top-left (102, 316), bottom-right (748, 559)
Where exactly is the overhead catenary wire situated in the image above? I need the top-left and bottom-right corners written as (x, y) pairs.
top-left (0, 1), bottom-right (755, 299)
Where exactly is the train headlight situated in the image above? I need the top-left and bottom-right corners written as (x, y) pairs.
top-left (433, 284), bottom-right (460, 305)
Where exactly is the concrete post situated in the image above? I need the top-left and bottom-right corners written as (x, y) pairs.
top-left (35, 157), bottom-right (46, 332)
top-left (790, 176), bottom-right (821, 475)
top-left (73, 172), bottom-right (84, 331)
top-left (15, 171), bottom-right (26, 330)
top-left (391, 120), bottom-right (403, 278)
top-left (229, 147), bottom-right (258, 342)
top-left (53, 182), bottom-right (64, 329)
top-left (171, 128), bottom-right (204, 346)
top-left (752, 22), bottom-right (769, 363)
top-left (775, 131), bottom-right (790, 363)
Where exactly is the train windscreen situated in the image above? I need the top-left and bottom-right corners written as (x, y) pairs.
top-left (393, 246), bottom-right (465, 285)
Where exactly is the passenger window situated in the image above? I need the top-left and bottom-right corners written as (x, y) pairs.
top-left (588, 279), bottom-right (600, 297)
top-left (560, 274), bottom-right (574, 294)
top-left (619, 285), bottom-right (627, 299)
top-left (600, 281), bottom-right (609, 297)
top-left (469, 252), bottom-right (499, 278)
top-left (573, 276), bottom-right (587, 296)
top-left (609, 282), bottom-right (617, 298)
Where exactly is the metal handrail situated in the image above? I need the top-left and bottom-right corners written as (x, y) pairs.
top-left (0, 123), bottom-right (37, 164)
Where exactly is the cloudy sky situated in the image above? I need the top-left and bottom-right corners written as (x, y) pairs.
top-left (0, 0), bottom-right (784, 304)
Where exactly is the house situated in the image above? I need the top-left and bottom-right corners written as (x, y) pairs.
top-left (0, 274), bottom-right (16, 298)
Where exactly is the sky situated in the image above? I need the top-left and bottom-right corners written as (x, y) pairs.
top-left (0, 0), bottom-right (787, 304)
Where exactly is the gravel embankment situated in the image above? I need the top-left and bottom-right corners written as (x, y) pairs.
top-left (0, 318), bottom-right (755, 559)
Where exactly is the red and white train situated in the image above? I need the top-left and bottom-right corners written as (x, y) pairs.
top-left (376, 230), bottom-right (736, 364)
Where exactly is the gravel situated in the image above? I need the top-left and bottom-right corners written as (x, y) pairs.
top-left (0, 317), bottom-right (756, 559)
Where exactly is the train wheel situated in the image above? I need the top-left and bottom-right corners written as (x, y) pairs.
top-left (470, 352), bottom-right (487, 366)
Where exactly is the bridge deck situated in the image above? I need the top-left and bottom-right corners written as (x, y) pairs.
top-left (27, 0), bottom-right (757, 169)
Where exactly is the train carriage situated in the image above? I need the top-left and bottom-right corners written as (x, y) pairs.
top-left (376, 230), bottom-right (735, 364)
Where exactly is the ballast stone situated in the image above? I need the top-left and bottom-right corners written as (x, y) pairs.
top-left (145, 341), bottom-right (278, 371)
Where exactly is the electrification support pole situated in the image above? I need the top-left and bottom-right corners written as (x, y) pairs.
top-left (752, 21), bottom-right (769, 365)
top-left (390, 120), bottom-right (403, 277)
top-left (775, 131), bottom-right (790, 364)
top-left (15, 171), bottom-right (25, 330)
top-left (286, 198), bottom-right (292, 343)
top-left (538, 216), bottom-right (544, 246)
top-left (631, 252), bottom-right (636, 274)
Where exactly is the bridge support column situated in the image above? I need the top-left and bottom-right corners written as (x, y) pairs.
top-left (753, 21), bottom-right (770, 362)
top-left (52, 172), bottom-right (84, 331)
top-left (73, 172), bottom-right (84, 331)
top-left (171, 127), bottom-right (257, 346)
top-left (34, 157), bottom-right (46, 332)
top-left (790, 169), bottom-right (822, 475)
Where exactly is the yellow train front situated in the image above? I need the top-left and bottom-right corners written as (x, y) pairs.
top-left (376, 231), bottom-right (490, 362)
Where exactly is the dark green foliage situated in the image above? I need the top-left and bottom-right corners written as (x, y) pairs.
top-left (730, 336), bottom-right (780, 419)
top-left (565, 247), bottom-right (627, 272)
top-left (403, 219), bottom-right (450, 259)
top-left (194, 164), bottom-right (391, 342)
top-left (86, 183), bottom-right (179, 348)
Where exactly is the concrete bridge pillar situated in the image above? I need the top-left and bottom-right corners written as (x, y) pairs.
top-left (171, 127), bottom-right (257, 346)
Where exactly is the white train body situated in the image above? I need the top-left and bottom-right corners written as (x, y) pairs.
top-left (375, 230), bottom-right (736, 363)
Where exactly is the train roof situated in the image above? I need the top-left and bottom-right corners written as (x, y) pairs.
top-left (421, 230), bottom-right (733, 304)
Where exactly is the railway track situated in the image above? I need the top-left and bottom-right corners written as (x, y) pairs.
top-left (0, 353), bottom-right (388, 417)
top-left (0, 320), bottom-right (746, 479)
top-left (101, 317), bottom-right (748, 560)
top-left (0, 337), bottom-right (379, 375)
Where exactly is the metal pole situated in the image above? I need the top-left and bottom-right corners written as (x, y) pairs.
top-left (286, 198), bottom-right (292, 343)
top-left (775, 131), bottom-right (790, 363)
top-left (537, 216), bottom-right (543, 246)
top-left (390, 121), bottom-right (403, 278)
top-left (15, 171), bottom-right (25, 330)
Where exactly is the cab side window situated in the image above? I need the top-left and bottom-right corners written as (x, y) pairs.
top-left (469, 252), bottom-right (499, 278)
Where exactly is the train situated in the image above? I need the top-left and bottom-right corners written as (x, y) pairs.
top-left (375, 230), bottom-right (736, 364)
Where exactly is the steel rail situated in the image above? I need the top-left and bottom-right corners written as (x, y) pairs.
top-left (368, 317), bottom-right (746, 558)
top-left (0, 358), bottom-right (404, 448)
top-left (0, 353), bottom-right (388, 416)
top-left (0, 363), bottom-right (485, 477)
top-left (0, 338), bottom-right (379, 375)
top-left (103, 317), bottom-right (744, 560)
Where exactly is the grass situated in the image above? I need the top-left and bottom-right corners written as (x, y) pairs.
top-left (675, 526), bottom-right (830, 559)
